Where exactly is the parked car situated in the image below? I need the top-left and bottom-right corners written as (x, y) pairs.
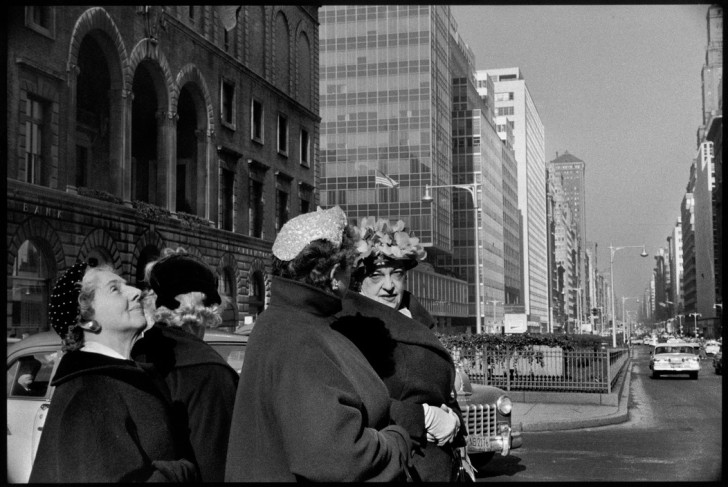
top-left (454, 366), bottom-right (522, 464)
top-left (6, 329), bottom-right (248, 483)
top-left (649, 342), bottom-right (701, 380)
top-left (713, 346), bottom-right (722, 375)
top-left (704, 340), bottom-right (721, 357)
top-left (631, 337), bottom-right (644, 346)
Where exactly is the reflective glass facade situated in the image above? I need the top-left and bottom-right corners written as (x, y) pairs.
top-left (319, 5), bottom-right (453, 253)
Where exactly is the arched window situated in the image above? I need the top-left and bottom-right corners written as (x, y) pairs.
top-left (249, 270), bottom-right (266, 318)
top-left (9, 241), bottom-right (53, 337)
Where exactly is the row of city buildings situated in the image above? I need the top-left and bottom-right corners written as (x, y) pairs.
top-left (6, 5), bottom-right (714, 340)
top-left (642, 4), bottom-right (723, 339)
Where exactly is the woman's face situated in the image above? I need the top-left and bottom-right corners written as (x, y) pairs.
top-left (85, 269), bottom-right (146, 333)
top-left (360, 265), bottom-right (406, 309)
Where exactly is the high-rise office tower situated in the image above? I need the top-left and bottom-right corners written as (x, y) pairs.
top-left (476, 68), bottom-right (548, 327)
top-left (319, 5), bottom-right (473, 329)
top-left (449, 25), bottom-right (506, 331)
top-left (549, 151), bottom-right (587, 323)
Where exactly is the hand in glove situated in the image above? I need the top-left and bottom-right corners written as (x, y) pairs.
top-left (422, 403), bottom-right (460, 446)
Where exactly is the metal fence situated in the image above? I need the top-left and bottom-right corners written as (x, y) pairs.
top-left (455, 346), bottom-right (630, 394)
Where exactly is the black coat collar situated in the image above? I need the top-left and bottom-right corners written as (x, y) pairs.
top-left (270, 276), bottom-right (343, 317)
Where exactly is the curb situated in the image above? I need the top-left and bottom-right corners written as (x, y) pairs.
top-left (521, 359), bottom-right (632, 432)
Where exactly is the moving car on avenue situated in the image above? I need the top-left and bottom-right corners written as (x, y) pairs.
top-left (704, 340), bottom-right (721, 357)
top-left (649, 342), bottom-right (701, 380)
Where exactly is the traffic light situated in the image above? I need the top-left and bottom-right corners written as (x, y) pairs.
top-left (591, 308), bottom-right (599, 316)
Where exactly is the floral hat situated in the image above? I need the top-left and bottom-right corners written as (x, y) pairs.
top-left (355, 217), bottom-right (426, 271)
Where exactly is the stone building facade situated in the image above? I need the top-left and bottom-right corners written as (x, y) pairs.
top-left (7, 5), bottom-right (320, 337)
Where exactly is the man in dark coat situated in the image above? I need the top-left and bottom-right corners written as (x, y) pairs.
top-left (132, 251), bottom-right (239, 482)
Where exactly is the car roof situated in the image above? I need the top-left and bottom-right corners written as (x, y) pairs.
top-left (7, 328), bottom-right (248, 358)
top-left (654, 342), bottom-right (698, 350)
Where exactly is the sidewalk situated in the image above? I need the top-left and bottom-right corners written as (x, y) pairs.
top-left (511, 359), bottom-right (632, 432)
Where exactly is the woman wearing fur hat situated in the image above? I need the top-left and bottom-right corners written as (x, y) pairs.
top-left (225, 206), bottom-right (413, 482)
top-left (132, 249), bottom-right (239, 483)
top-left (30, 262), bottom-right (198, 483)
top-left (336, 217), bottom-right (469, 482)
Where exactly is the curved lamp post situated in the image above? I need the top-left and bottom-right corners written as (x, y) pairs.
top-left (609, 243), bottom-right (649, 347)
top-left (423, 182), bottom-right (482, 333)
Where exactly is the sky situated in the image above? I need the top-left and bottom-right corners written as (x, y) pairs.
top-left (450, 4), bottom-right (710, 311)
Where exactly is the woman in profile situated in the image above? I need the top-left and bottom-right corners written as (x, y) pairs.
top-left (30, 262), bottom-right (198, 483)
top-left (225, 206), bottom-right (413, 482)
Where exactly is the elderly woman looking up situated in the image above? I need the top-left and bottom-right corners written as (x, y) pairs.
top-left (225, 206), bottom-right (413, 482)
top-left (337, 217), bottom-right (469, 482)
top-left (29, 262), bottom-right (198, 483)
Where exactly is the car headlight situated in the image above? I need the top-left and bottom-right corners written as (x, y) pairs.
top-left (497, 395), bottom-right (512, 415)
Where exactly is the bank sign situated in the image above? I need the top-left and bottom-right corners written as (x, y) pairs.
top-left (504, 313), bottom-right (528, 334)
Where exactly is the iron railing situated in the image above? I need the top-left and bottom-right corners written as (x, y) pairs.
top-left (454, 346), bottom-right (630, 394)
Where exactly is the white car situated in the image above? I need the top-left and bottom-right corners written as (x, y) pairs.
top-left (704, 340), bottom-right (721, 357)
top-left (6, 329), bottom-right (248, 483)
top-left (649, 342), bottom-right (701, 380)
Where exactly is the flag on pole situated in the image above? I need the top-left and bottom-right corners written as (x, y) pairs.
top-left (216, 6), bottom-right (242, 31)
top-left (374, 170), bottom-right (399, 188)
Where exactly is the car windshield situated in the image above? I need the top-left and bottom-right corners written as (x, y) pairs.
top-left (655, 346), bottom-right (697, 354)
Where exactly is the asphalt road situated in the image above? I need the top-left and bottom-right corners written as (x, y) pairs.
top-left (475, 346), bottom-right (722, 482)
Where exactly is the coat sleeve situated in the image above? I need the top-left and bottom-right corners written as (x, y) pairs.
top-left (272, 348), bottom-right (412, 482)
top-left (389, 398), bottom-right (427, 446)
top-left (51, 386), bottom-right (196, 482)
top-left (181, 365), bottom-right (238, 482)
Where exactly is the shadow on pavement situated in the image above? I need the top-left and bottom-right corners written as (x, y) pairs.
top-left (474, 454), bottom-right (527, 479)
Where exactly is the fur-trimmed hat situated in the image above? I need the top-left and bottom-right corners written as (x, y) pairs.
top-left (48, 261), bottom-right (88, 338)
top-left (148, 254), bottom-right (222, 310)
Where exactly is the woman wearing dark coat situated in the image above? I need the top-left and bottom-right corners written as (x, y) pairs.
top-left (30, 262), bottom-right (198, 483)
top-left (132, 251), bottom-right (239, 482)
top-left (336, 217), bottom-right (468, 482)
top-left (225, 206), bottom-right (413, 482)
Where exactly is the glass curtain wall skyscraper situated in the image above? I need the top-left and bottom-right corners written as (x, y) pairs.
top-left (319, 5), bottom-right (471, 329)
top-left (319, 5), bottom-right (454, 254)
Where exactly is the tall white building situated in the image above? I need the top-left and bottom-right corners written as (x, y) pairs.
top-left (667, 218), bottom-right (684, 313)
top-left (476, 68), bottom-right (548, 327)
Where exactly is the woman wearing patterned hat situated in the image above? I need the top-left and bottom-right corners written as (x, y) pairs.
top-left (336, 217), bottom-right (470, 482)
top-left (225, 206), bottom-right (413, 482)
top-left (30, 262), bottom-right (198, 483)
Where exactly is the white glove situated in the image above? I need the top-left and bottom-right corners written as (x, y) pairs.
top-left (423, 403), bottom-right (460, 446)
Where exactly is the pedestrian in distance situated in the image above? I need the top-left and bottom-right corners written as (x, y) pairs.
top-left (132, 248), bottom-right (239, 483)
top-left (225, 206), bottom-right (414, 482)
top-left (336, 217), bottom-right (471, 481)
top-left (30, 262), bottom-right (198, 483)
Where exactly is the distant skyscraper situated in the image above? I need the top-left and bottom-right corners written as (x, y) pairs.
top-left (549, 151), bottom-right (587, 323)
top-left (476, 68), bottom-right (548, 327)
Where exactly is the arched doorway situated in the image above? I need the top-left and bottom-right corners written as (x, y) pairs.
top-left (176, 84), bottom-right (204, 216)
top-left (131, 60), bottom-right (162, 205)
top-left (8, 240), bottom-right (54, 337)
top-left (135, 245), bottom-right (161, 288)
top-left (218, 266), bottom-right (238, 332)
top-left (249, 270), bottom-right (266, 319)
top-left (75, 34), bottom-right (112, 193)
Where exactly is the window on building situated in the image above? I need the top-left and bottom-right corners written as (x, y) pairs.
top-left (24, 96), bottom-right (47, 186)
top-left (221, 168), bottom-right (234, 231)
top-left (251, 99), bottom-right (263, 143)
top-left (221, 78), bottom-right (235, 128)
top-left (299, 183), bottom-right (312, 214)
top-left (277, 114), bottom-right (288, 155)
top-left (76, 145), bottom-right (88, 188)
top-left (188, 6), bottom-right (195, 20)
top-left (26, 6), bottom-right (54, 37)
top-left (10, 240), bottom-right (52, 336)
top-left (249, 177), bottom-right (264, 238)
top-left (276, 189), bottom-right (289, 232)
top-left (300, 128), bottom-right (310, 167)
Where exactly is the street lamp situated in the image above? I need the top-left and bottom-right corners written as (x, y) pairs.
top-left (423, 181), bottom-right (482, 333)
top-left (609, 243), bottom-right (649, 348)
top-left (688, 312), bottom-right (701, 337)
